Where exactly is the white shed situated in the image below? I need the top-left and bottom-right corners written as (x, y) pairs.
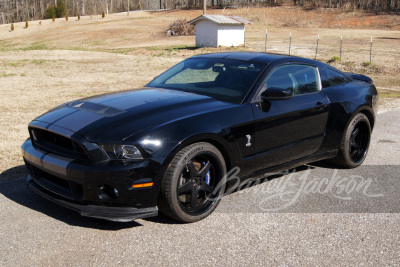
top-left (189, 15), bottom-right (252, 48)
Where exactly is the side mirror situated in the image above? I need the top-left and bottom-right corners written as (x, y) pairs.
top-left (261, 87), bottom-right (292, 101)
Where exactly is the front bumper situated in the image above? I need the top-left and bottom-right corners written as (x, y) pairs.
top-left (22, 139), bottom-right (164, 222)
top-left (27, 175), bottom-right (158, 222)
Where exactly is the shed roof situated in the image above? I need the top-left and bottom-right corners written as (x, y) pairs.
top-left (189, 15), bottom-right (252, 25)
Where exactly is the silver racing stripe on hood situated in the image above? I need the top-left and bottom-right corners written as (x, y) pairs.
top-left (33, 101), bottom-right (127, 133)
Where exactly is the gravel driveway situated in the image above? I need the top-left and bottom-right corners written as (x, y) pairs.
top-left (0, 109), bottom-right (399, 266)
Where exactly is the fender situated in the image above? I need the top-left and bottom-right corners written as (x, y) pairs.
top-left (320, 85), bottom-right (377, 151)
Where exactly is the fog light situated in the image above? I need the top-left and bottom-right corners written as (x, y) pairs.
top-left (97, 185), bottom-right (119, 200)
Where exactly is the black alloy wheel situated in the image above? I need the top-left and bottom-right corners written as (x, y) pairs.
top-left (177, 157), bottom-right (217, 214)
top-left (158, 142), bottom-right (226, 223)
top-left (330, 113), bottom-right (371, 168)
top-left (348, 121), bottom-right (370, 163)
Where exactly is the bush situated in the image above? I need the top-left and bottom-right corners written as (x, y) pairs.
top-left (102, 11), bottom-right (105, 18)
top-left (166, 19), bottom-right (195, 36)
top-left (46, 1), bottom-right (65, 19)
top-left (65, 15), bottom-right (68, 21)
top-left (11, 23), bottom-right (14, 31)
top-left (363, 62), bottom-right (371, 67)
top-left (52, 16), bottom-right (55, 22)
top-left (46, 6), bottom-right (56, 19)
top-left (25, 20), bottom-right (28, 28)
top-left (78, 13), bottom-right (81, 21)
top-left (55, 0), bottom-right (66, 18)
top-left (327, 56), bottom-right (341, 64)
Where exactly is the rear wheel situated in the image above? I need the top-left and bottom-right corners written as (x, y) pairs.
top-left (331, 113), bottom-right (371, 168)
top-left (158, 142), bottom-right (226, 223)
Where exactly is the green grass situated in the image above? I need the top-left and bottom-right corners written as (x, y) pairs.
top-left (327, 56), bottom-right (341, 63)
top-left (373, 76), bottom-right (400, 89)
top-left (108, 48), bottom-right (136, 54)
top-left (379, 89), bottom-right (400, 98)
top-left (86, 16), bottom-right (149, 26)
top-left (21, 42), bottom-right (49, 51)
top-left (164, 45), bottom-right (197, 52)
top-left (31, 59), bottom-right (46, 64)
top-left (0, 72), bottom-right (17, 77)
top-left (0, 41), bottom-right (15, 51)
top-left (0, 39), bottom-right (227, 55)
top-left (90, 40), bottom-right (107, 46)
top-left (142, 45), bottom-right (198, 52)
top-left (331, 61), bottom-right (386, 75)
top-left (127, 17), bottom-right (150, 21)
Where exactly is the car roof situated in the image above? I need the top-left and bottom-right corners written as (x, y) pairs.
top-left (190, 52), bottom-right (312, 65)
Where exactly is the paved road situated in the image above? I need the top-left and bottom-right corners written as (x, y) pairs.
top-left (1, 110), bottom-right (399, 266)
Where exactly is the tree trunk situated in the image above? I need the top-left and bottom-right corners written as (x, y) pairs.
top-left (81, 0), bottom-right (84, 15)
top-left (16, 0), bottom-right (19, 19)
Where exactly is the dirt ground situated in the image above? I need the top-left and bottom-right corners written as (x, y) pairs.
top-left (0, 7), bottom-right (399, 176)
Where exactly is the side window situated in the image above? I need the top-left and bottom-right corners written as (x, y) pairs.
top-left (326, 68), bottom-right (351, 86)
top-left (265, 64), bottom-right (321, 96)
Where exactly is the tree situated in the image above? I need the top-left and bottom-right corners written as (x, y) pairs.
top-left (46, 6), bottom-right (57, 19)
top-left (1, 0), bottom-right (398, 26)
top-left (25, 20), bottom-right (28, 28)
top-left (56, 0), bottom-right (66, 18)
top-left (81, 0), bottom-right (85, 16)
top-left (11, 23), bottom-right (14, 31)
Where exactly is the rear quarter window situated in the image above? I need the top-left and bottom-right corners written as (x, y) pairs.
top-left (327, 68), bottom-right (352, 86)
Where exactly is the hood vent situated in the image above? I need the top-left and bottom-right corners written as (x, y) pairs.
top-left (65, 101), bottom-right (126, 117)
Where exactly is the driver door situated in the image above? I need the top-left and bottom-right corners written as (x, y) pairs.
top-left (251, 63), bottom-right (330, 169)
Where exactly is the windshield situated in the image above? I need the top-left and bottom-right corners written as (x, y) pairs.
top-left (146, 58), bottom-right (266, 103)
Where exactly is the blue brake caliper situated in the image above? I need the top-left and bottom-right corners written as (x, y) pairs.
top-left (203, 162), bottom-right (211, 185)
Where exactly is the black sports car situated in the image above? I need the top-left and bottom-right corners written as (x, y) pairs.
top-left (21, 52), bottom-right (378, 223)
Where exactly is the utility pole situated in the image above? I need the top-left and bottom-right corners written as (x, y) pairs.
top-left (203, 0), bottom-right (206, 14)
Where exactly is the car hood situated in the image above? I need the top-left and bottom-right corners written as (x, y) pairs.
top-left (33, 88), bottom-right (231, 142)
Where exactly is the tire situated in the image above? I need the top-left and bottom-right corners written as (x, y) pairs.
top-left (330, 113), bottom-right (371, 168)
top-left (158, 142), bottom-right (226, 223)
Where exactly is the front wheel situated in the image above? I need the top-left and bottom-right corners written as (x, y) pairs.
top-left (158, 142), bottom-right (226, 223)
top-left (331, 113), bottom-right (371, 168)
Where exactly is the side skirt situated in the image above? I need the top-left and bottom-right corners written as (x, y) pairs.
top-left (229, 150), bottom-right (338, 189)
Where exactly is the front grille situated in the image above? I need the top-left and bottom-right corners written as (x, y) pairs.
top-left (29, 127), bottom-right (90, 161)
top-left (28, 163), bottom-right (83, 200)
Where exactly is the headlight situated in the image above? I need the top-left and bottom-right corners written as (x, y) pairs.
top-left (100, 144), bottom-right (143, 160)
